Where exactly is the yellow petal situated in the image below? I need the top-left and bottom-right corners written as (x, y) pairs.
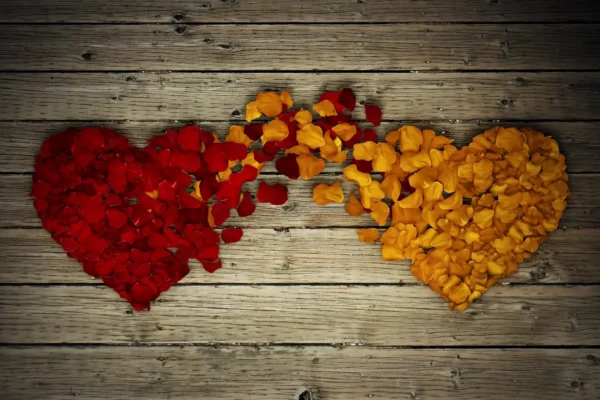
top-left (313, 181), bottom-right (345, 206)
top-left (353, 142), bottom-right (378, 161)
top-left (473, 209), bottom-right (494, 229)
top-left (343, 164), bottom-right (372, 187)
top-left (345, 191), bottom-right (364, 217)
top-left (256, 92), bottom-right (283, 117)
top-left (357, 228), bottom-right (380, 244)
top-left (313, 100), bottom-right (338, 117)
top-left (408, 167), bottom-right (438, 189)
top-left (495, 127), bottom-right (525, 153)
top-left (245, 101), bottom-right (261, 122)
top-left (396, 188), bottom-right (423, 209)
top-left (297, 123), bottom-right (325, 148)
top-left (332, 123), bottom-right (357, 141)
top-left (262, 119), bottom-right (289, 142)
top-left (399, 126), bottom-right (424, 153)
top-left (280, 91), bottom-right (293, 109)
top-left (370, 201), bottom-right (390, 226)
top-left (242, 152), bottom-right (264, 172)
top-left (297, 154), bottom-right (326, 180)
top-left (423, 181), bottom-right (444, 203)
top-left (386, 129), bottom-right (400, 147)
top-left (382, 244), bottom-right (405, 261)
top-left (294, 110), bottom-right (313, 127)
top-left (285, 144), bottom-right (311, 156)
top-left (226, 125), bottom-right (252, 147)
top-left (381, 174), bottom-right (401, 201)
top-left (359, 181), bottom-right (385, 209)
top-left (372, 143), bottom-right (397, 173)
top-left (438, 192), bottom-right (463, 210)
top-left (399, 151), bottom-right (431, 173)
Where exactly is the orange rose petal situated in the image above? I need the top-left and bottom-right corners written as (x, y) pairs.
top-left (399, 126), bottom-right (424, 153)
top-left (381, 174), bottom-right (402, 201)
top-left (262, 119), bottom-right (289, 142)
top-left (343, 164), bottom-right (372, 187)
top-left (297, 123), bottom-right (326, 149)
top-left (353, 142), bottom-right (378, 161)
top-left (280, 91), bottom-right (293, 109)
top-left (345, 191), bottom-right (364, 217)
top-left (245, 101), bottom-right (261, 122)
top-left (359, 181), bottom-right (385, 209)
top-left (313, 181), bottom-right (345, 206)
top-left (294, 109), bottom-right (313, 127)
top-left (256, 92), bottom-right (283, 117)
top-left (297, 154), bottom-right (326, 180)
top-left (370, 201), bottom-right (390, 226)
top-left (332, 123), bottom-right (358, 141)
top-left (357, 228), bottom-right (380, 244)
top-left (313, 100), bottom-right (338, 117)
top-left (226, 125), bottom-right (252, 147)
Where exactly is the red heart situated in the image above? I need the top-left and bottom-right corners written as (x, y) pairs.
top-left (31, 126), bottom-right (253, 311)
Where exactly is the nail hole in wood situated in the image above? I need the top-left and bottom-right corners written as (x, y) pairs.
top-left (81, 52), bottom-right (94, 61)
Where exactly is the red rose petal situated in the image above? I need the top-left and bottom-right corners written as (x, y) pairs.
top-left (363, 128), bottom-right (377, 143)
top-left (244, 123), bottom-right (264, 141)
top-left (221, 227), bottom-right (243, 244)
top-left (256, 181), bottom-right (288, 205)
top-left (352, 158), bottom-right (373, 174)
top-left (216, 181), bottom-right (242, 208)
top-left (157, 181), bottom-right (177, 204)
top-left (364, 104), bottom-right (382, 126)
top-left (203, 143), bottom-right (229, 173)
top-left (106, 209), bottom-right (128, 229)
top-left (224, 142), bottom-right (248, 161)
top-left (197, 245), bottom-right (219, 261)
top-left (338, 88), bottom-right (356, 111)
top-left (201, 259), bottom-right (222, 273)
top-left (211, 201), bottom-right (231, 227)
top-left (229, 165), bottom-right (258, 187)
top-left (253, 150), bottom-right (276, 163)
top-left (237, 192), bottom-right (256, 217)
top-left (178, 189), bottom-right (203, 209)
top-left (178, 125), bottom-right (202, 152)
top-left (275, 154), bottom-right (300, 180)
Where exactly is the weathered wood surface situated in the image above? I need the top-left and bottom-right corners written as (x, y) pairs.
top-left (2, 24), bottom-right (599, 71)
top-left (1, 174), bottom-right (597, 228)
top-left (0, 227), bottom-right (597, 284)
top-left (1, 0), bottom-right (599, 23)
top-left (1, 285), bottom-right (599, 345)
top-left (1, 347), bottom-right (598, 400)
top-left (1, 72), bottom-right (599, 120)
top-left (3, 121), bottom-right (600, 173)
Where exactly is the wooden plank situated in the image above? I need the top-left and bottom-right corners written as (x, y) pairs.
top-left (1, 174), bottom-right (597, 228)
top-left (2, 24), bottom-right (599, 71)
top-left (0, 227), bottom-right (597, 284)
top-left (0, 72), bottom-right (598, 120)
top-left (1, 347), bottom-right (598, 400)
top-left (0, 285), bottom-right (598, 345)
top-left (2, 121), bottom-right (599, 173)
top-left (1, 0), bottom-right (599, 23)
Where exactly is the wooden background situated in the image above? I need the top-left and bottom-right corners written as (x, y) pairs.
top-left (0, 1), bottom-right (599, 399)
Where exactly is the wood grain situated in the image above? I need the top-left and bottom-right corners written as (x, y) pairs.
top-left (0, 227), bottom-right (597, 284)
top-left (1, 0), bottom-right (599, 23)
top-left (0, 72), bottom-right (598, 120)
top-left (2, 24), bottom-right (599, 71)
top-left (2, 173), bottom-right (597, 228)
top-left (1, 285), bottom-right (599, 345)
top-left (1, 346), bottom-right (598, 400)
